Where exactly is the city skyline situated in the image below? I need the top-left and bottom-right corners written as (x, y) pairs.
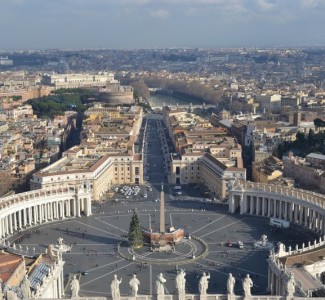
top-left (1, 0), bottom-right (325, 50)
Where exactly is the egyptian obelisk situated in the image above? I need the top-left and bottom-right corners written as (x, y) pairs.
top-left (159, 183), bottom-right (165, 233)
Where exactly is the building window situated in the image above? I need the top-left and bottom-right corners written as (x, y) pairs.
top-left (135, 167), bottom-right (139, 175)
top-left (176, 167), bottom-right (180, 175)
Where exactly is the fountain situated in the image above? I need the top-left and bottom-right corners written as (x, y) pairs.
top-left (253, 234), bottom-right (274, 250)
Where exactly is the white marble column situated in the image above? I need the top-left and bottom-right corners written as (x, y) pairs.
top-left (23, 208), bottom-right (27, 227)
top-left (299, 206), bottom-right (304, 225)
top-left (34, 205), bottom-right (38, 224)
top-left (294, 204), bottom-right (298, 223)
top-left (272, 199), bottom-right (276, 217)
top-left (262, 197), bottom-right (266, 216)
top-left (44, 203), bottom-right (48, 222)
top-left (8, 214), bottom-right (13, 234)
top-left (304, 207), bottom-right (308, 226)
top-left (56, 201), bottom-right (59, 219)
top-left (28, 207), bottom-right (32, 226)
top-left (312, 210), bottom-right (317, 231)
top-left (60, 202), bottom-right (64, 219)
top-left (66, 200), bottom-right (70, 217)
top-left (76, 197), bottom-right (81, 217)
top-left (0, 218), bottom-right (4, 237)
top-left (249, 196), bottom-right (253, 214)
top-left (13, 212), bottom-right (17, 231)
top-left (18, 208), bottom-right (22, 229)
top-left (267, 198), bottom-right (271, 217)
top-left (5, 216), bottom-right (9, 235)
top-left (39, 205), bottom-right (43, 224)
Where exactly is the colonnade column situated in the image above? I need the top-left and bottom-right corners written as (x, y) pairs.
top-left (284, 201), bottom-right (288, 220)
top-left (76, 197), bottom-right (81, 217)
top-left (0, 218), bottom-right (4, 237)
top-left (267, 198), bottom-right (271, 217)
top-left (28, 207), bottom-right (32, 226)
top-left (56, 201), bottom-right (59, 219)
top-left (66, 200), bottom-right (71, 217)
top-left (294, 204), bottom-right (298, 223)
top-left (13, 212), bottom-right (17, 231)
top-left (299, 207), bottom-right (304, 224)
top-left (304, 207), bottom-right (308, 226)
top-left (262, 198), bottom-right (266, 216)
top-left (256, 197), bottom-right (260, 215)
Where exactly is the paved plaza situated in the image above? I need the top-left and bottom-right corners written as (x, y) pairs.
top-left (10, 197), bottom-right (317, 297)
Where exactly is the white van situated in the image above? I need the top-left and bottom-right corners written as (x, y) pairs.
top-left (270, 218), bottom-right (290, 229)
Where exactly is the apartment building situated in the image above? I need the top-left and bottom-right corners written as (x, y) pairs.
top-left (252, 156), bottom-right (283, 183)
top-left (255, 94), bottom-right (281, 113)
top-left (42, 72), bottom-right (117, 90)
top-left (30, 147), bottom-right (143, 201)
top-left (283, 152), bottom-right (325, 193)
top-left (170, 152), bottom-right (246, 200)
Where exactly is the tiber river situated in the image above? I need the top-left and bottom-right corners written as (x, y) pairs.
top-left (147, 93), bottom-right (205, 107)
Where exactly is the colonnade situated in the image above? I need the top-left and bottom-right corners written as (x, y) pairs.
top-left (228, 180), bottom-right (325, 235)
top-left (0, 186), bottom-right (92, 239)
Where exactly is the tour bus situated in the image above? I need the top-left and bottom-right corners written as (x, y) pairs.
top-left (269, 217), bottom-right (290, 229)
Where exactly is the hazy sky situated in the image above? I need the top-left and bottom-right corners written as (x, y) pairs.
top-left (1, 0), bottom-right (325, 49)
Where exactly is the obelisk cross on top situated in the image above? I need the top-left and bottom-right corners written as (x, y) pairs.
top-left (159, 182), bottom-right (165, 234)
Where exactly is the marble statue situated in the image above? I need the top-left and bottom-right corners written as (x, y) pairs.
top-left (70, 275), bottom-right (80, 298)
top-left (261, 235), bottom-right (268, 247)
top-left (242, 274), bottom-right (253, 296)
top-left (21, 274), bottom-right (32, 299)
top-left (129, 274), bottom-right (140, 297)
top-left (110, 274), bottom-right (122, 300)
top-left (48, 244), bottom-right (56, 260)
top-left (286, 272), bottom-right (295, 297)
top-left (58, 237), bottom-right (64, 245)
top-left (176, 269), bottom-right (186, 295)
top-left (227, 273), bottom-right (236, 295)
top-left (6, 290), bottom-right (19, 300)
top-left (199, 272), bottom-right (210, 295)
top-left (156, 273), bottom-right (167, 295)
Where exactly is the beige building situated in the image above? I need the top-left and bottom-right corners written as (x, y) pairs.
top-left (30, 147), bottom-right (143, 201)
top-left (283, 152), bottom-right (325, 193)
top-left (252, 156), bottom-right (283, 183)
top-left (170, 152), bottom-right (245, 200)
top-left (42, 72), bottom-right (117, 90)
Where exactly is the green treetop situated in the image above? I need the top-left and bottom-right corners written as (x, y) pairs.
top-left (128, 210), bottom-right (144, 248)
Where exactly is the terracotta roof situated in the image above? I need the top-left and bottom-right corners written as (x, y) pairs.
top-left (0, 251), bottom-right (24, 283)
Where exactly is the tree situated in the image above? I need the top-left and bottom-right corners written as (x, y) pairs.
top-left (314, 118), bottom-right (325, 130)
top-left (130, 81), bottom-right (150, 99)
top-left (308, 129), bottom-right (315, 145)
top-left (128, 210), bottom-right (144, 248)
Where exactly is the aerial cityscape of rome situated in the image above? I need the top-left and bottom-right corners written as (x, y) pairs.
top-left (1, 1), bottom-right (325, 300)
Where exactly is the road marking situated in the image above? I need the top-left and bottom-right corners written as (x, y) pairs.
top-left (75, 221), bottom-right (126, 240)
top-left (95, 218), bottom-right (128, 233)
top-left (86, 258), bottom-right (125, 272)
top-left (199, 218), bottom-right (247, 238)
top-left (191, 215), bottom-right (225, 234)
top-left (80, 261), bottom-right (135, 287)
